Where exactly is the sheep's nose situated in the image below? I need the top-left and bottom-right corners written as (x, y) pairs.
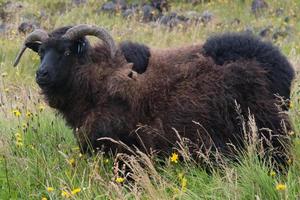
top-left (36, 68), bottom-right (49, 78)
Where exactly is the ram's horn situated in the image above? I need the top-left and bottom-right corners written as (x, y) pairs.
top-left (62, 24), bottom-right (117, 58)
top-left (13, 29), bottom-right (49, 67)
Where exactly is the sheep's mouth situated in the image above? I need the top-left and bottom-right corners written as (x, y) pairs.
top-left (36, 77), bottom-right (52, 88)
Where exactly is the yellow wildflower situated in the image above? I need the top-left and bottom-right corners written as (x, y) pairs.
top-left (22, 123), bottom-right (28, 129)
top-left (47, 187), bottom-right (54, 192)
top-left (16, 136), bottom-right (22, 142)
top-left (270, 170), bottom-right (276, 177)
top-left (12, 109), bottom-right (21, 117)
top-left (26, 111), bottom-right (33, 118)
top-left (15, 132), bottom-right (23, 147)
top-left (288, 131), bottom-right (295, 136)
top-left (1, 72), bottom-right (8, 77)
top-left (178, 172), bottom-right (184, 180)
top-left (39, 104), bottom-right (45, 112)
top-left (61, 190), bottom-right (71, 198)
top-left (71, 188), bottom-right (81, 195)
top-left (170, 152), bottom-right (179, 163)
top-left (16, 141), bottom-right (23, 147)
top-left (276, 183), bottom-right (287, 191)
top-left (104, 159), bottom-right (109, 164)
top-left (116, 36), bottom-right (122, 41)
top-left (178, 172), bottom-right (187, 191)
top-left (68, 158), bottom-right (75, 167)
top-left (115, 177), bottom-right (125, 183)
top-left (41, 197), bottom-right (47, 200)
top-left (15, 132), bottom-right (22, 139)
top-left (181, 177), bottom-right (187, 191)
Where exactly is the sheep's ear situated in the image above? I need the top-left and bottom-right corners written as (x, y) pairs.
top-left (26, 42), bottom-right (41, 53)
top-left (125, 63), bottom-right (138, 80)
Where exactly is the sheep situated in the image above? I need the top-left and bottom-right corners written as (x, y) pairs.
top-left (14, 24), bottom-right (294, 166)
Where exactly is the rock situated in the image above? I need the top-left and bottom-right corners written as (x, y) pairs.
top-left (151, 0), bottom-right (169, 12)
top-left (251, 0), bottom-right (268, 15)
top-left (100, 0), bottom-right (127, 13)
top-left (159, 13), bottom-right (178, 27)
top-left (112, 0), bottom-right (127, 10)
top-left (101, 1), bottom-right (116, 13)
top-left (284, 16), bottom-right (290, 23)
top-left (142, 4), bottom-right (159, 22)
top-left (0, 1), bottom-right (24, 22)
top-left (72, 0), bottom-right (88, 6)
top-left (201, 10), bottom-right (213, 24)
top-left (39, 10), bottom-right (48, 20)
top-left (272, 30), bottom-right (287, 40)
top-left (177, 15), bottom-right (189, 22)
top-left (185, 11), bottom-right (199, 18)
top-left (122, 8), bottom-right (135, 18)
top-left (0, 8), bottom-right (6, 21)
top-left (231, 18), bottom-right (241, 25)
top-left (18, 21), bottom-right (37, 34)
top-left (0, 23), bottom-right (13, 34)
top-left (244, 26), bottom-right (254, 34)
top-left (272, 25), bottom-right (291, 41)
top-left (259, 26), bottom-right (272, 37)
top-left (159, 12), bottom-right (189, 27)
top-left (0, 23), bottom-right (7, 33)
top-left (185, 0), bottom-right (209, 5)
top-left (17, 12), bottom-right (40, 34)
top-left (3, 1), bottom-right (24, 12)
top-left (275, 8), bottom-right (284, 17)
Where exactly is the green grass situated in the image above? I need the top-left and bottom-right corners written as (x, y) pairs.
top-left (0, 0), bottom-right (300, 199)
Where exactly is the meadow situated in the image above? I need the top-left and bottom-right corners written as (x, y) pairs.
top-left (0, 0), bottom-right (300, 199)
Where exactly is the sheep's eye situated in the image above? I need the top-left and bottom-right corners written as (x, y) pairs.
top-left (64, 50), bottom-right (71, 56)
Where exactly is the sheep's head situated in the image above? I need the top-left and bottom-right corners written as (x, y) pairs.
top-left (14, 24), bottom-right (117, 90)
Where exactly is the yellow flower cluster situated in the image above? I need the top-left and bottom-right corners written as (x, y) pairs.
top-left (61, 190), bottom-right (71, 198)
top-left (15, 132), bottom-right (23, 147)
top-left (47, 187), bottom-right (54, 192)
top-left (26, 111), bottom-right (33, 118)
top-left (170, 152), bottom-right (179, 164)
top-left (47, 186), bottom-right (81, 198)
top-left (61, 188), bottom-right (81, 198)
top-left (68, 158), bottom-right (76, 167)
top-left (71, 188), bottom-right (81, 195)
top-left (178, 173), bottom-right (187, 191)
top-left (276, 183), bottom-right (287, 191)
top-left (270, 170), bottom-right (276, 177)
top-left (115, 177), bottom-right (125, 183)
top-left (12, 109), bottom-right (21, 117)
top-left (39, 104), bottom-right (46, 112)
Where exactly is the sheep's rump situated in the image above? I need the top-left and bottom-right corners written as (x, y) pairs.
top-left (134, 33), bottom-right (294, 165)
top-left (203, 33), bottom-right (295, 101)
top-left (152, 59), bottom-right (291, 165)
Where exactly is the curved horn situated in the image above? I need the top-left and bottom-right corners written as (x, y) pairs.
top-left (62, 24), bottom-right (117, 58)
top-left (13, 29), bottom-right (49, 67)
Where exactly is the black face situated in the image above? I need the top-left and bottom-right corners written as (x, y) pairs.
top-left (26, 38), bottom-right (88, 91)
